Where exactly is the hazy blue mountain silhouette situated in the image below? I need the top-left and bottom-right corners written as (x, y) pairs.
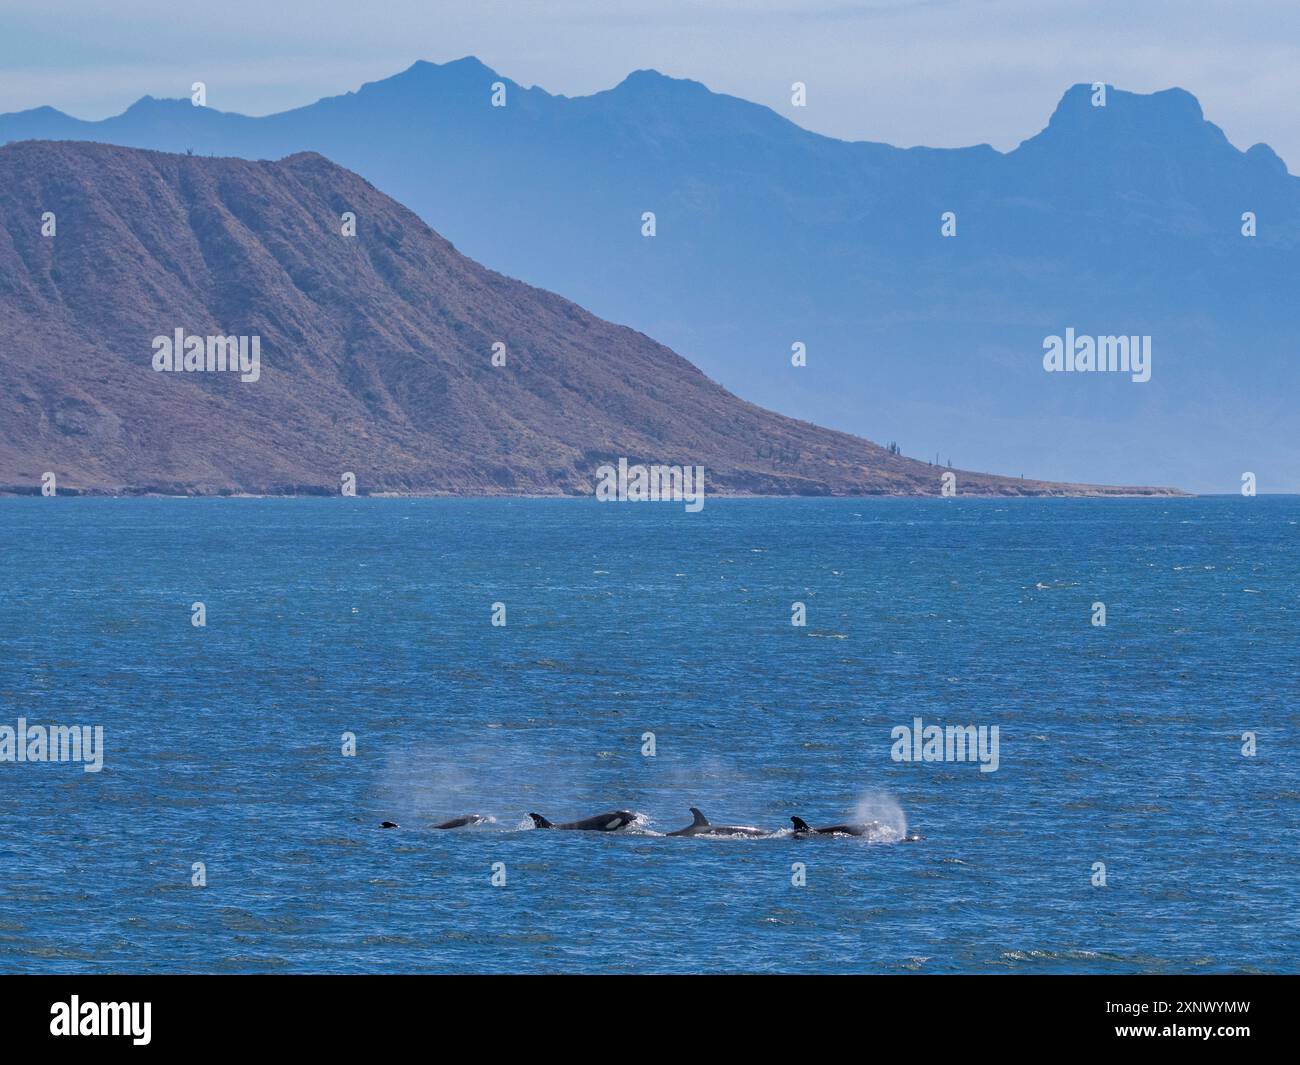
top-left (7, 57), bottom-right (1297, 491)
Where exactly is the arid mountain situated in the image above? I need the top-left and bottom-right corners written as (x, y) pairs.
top-left (0, 140), bottom-right (1177, 497)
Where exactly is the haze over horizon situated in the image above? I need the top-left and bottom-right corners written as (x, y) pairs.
top-left (4, 0), bottom-right (1299, 168)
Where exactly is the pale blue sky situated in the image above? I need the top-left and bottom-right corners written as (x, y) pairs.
top-left (2, 0), bottom-right (1297, 165)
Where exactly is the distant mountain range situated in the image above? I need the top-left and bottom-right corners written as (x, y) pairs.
top-left (3, 57), bottom-right (1295, 492)
top-left (3, 140), bottom-right (1174, 497)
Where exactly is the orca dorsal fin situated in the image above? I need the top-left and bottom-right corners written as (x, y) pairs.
top-left (689, 807), bottom-right (709, 827)
top-left (790, 816), bottom-right (811, 832)
top-left (528, 812), bottom-right (553, 829)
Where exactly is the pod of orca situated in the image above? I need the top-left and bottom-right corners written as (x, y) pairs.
top-left (379, 807), bottom-right (922, 840)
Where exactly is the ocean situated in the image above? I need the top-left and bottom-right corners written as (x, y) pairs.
top-left (0, 496), bottom-right (1296, 973)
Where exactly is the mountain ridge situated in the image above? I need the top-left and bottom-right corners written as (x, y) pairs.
top-left (4, 59), bottom-right (1287, 169)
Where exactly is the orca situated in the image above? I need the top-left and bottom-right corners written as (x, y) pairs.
top-left (791, 816), bottom-right (921, 841)
top-left (528, 811), bottom-right (635, 831)
top-left (432, 814), bottom-right (487, 830)
top-left (668, 807), bottom-right (767, 837)
top-left (379, 821), bottom-right (399, 829)
top-left (790, 815), bottom-right (878, 836)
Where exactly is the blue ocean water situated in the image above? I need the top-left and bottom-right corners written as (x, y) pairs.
top-left (0, 496), bottom-right (1296, 974)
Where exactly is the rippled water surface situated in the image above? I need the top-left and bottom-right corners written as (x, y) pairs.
top-left (1, 496), bottom-right (1296, 972)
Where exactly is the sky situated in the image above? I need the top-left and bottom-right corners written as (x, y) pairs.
top-left (1, 0), bottom-right (1297, 166)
